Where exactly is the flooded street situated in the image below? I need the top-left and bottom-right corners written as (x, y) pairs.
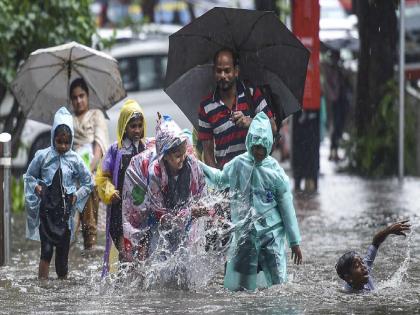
top-left (1, 151), bottom-right (419, 315)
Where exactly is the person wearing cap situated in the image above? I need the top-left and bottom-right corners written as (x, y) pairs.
top-left (335, 220), bottom-right (410, 293)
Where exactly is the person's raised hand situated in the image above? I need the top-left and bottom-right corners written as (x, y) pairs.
top-left (291, 245), bottom-right (303, 265)
top-left (386, 220), bottom-right (411, 237)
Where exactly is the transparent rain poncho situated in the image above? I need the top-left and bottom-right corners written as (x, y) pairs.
top-left (24, 107), bottom-right (93, 241)
top-left (200, 112), bottom-right (301, 290)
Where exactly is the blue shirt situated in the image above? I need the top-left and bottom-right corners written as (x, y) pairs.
top-left (344, 245), bottom-right (378, 293)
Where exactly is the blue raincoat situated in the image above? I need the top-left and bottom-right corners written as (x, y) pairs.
top-left (24, 107), bottom-right (93, 241)
top-left (200, 112), bottom-right (301, 291)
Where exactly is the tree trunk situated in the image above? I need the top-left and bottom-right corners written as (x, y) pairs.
top-left (355, 0), bottom-right (397, 137)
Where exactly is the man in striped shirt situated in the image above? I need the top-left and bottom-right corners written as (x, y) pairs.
top-left (198, 48), bottom-right (277, 168)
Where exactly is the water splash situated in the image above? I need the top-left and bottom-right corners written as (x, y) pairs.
top-left (101, 192), bottom-right (231, 292)
top-left (377, 225), bottom-right (414, 290)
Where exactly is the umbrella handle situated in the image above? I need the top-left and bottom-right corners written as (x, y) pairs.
top-left (67, 61), bottom-right (72, 107)
top-left (67, 61), bottom-right (72, 80)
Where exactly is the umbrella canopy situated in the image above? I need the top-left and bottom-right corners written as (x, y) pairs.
top-left (11, 41), bottom-right (126, 124)
top-left (165, 7), bottom-right (310, 130)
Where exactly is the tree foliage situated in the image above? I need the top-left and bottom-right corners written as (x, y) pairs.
top-left (345, 80), bottom-right (417, 176)
top-left (0, 0), bottom-right (96, 154)
top-left (0, 0), bottom-right (95, 87)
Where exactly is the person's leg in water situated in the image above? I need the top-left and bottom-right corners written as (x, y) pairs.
top-left (236, 232), bottom-right (258, 290)
top-left (329, 100), bottom-right (345, 162)
top-left (258, 232), bottom-right (287, 287)
top-left (81, 189), bottom-right (99, 250)
top-left (55, 228), bottom-right (71, 279)
top-left (39, 227), bottom-right (54, 280)
top-left (38, 260), bottom-right (50, 280)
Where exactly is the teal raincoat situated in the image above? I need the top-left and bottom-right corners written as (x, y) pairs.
top-left (24, 107), bottom-right (93, 241)
top-left (200, 112), bottom-right (301, 291)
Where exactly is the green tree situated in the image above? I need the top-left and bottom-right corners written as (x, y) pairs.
top-left (0, 0), bottom-right (96, 155)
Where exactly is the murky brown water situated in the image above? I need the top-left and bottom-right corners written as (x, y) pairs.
top-left (1, 155), bottom-right (419, 315)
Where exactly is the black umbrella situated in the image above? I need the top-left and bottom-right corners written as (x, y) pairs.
top-left (165, 7), bottom-right (310, 130)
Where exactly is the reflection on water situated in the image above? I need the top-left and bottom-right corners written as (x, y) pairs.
top-left (1, 172), bottom-right (419, 314)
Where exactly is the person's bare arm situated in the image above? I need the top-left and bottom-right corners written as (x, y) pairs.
top-left (372, 220), bottom-right (411, 248)
top-left (202, 139), bottom-right (218, 168)
top-left (90, 141), bottom-right (103, 173)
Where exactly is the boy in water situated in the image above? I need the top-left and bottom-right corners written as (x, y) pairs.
top-left (199, 112), bottom-right (302, 291)
top-left (336, 220), bottom-right (411, 292)
top-left (24, 107), bottom-right (93, 279)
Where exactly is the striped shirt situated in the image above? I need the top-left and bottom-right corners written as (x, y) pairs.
top-left (198, 81), bottom-right (273, 167)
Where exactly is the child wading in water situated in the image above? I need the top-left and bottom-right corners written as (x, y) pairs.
top-left (143, 115), bottom-right (207, 257)
top-left (336, 220), bottom-right (411, 293)
top-left (24, 107), bottom-right (93, 279)
top-left (200, 112), bottom-right (302, 291)
top-left (96, 99), bottom-right (153, 276)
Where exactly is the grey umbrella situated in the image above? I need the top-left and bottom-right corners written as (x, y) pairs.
top-left (164, 7), bottom-right (310, 130)
top-left (11, 41), bottom-right (126, 124)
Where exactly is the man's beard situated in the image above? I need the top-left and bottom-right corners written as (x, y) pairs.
top-left (217, 79), bottom-right (235, 91)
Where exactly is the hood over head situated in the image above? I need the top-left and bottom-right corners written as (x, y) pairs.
top-left (117, 99), bottom-right (146, 148)
top-left (155, 115), bottom-right (189, 159)
top-left (51, 106), bottom-right (74, 148)
top-left (245, 112), bottom-right (273, 161)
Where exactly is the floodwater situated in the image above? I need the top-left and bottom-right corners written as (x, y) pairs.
top-left (1, 152), bottom-right (419, 315)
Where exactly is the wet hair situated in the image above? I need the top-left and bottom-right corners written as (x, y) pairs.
top-left (213, 47), bottom-right (239, 67)
top-left (54, 124), bottom-right (72, 140)
top-left (335, 251), bottom-right (357, 281)
top-left (69, 77), bottom-right (89, 97)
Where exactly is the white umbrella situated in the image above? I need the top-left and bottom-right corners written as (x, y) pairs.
top-left (10, 41), bottom-right (126, 124)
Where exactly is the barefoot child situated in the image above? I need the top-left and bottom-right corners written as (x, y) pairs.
top-left (24, 107), bottom-right (93, 279)
top-left (336, 220), bottom-right (411, 293)
top-left (199, 112), bottom-right (302, 291)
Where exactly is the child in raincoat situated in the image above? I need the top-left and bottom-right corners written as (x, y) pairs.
top-left (122, 118), bottom-right (205, 261)
top-left (199, 112), bottom-right (302, 291)
top-left (96, 99), bottom-right (153, 276)
top-left (24, 107), bottom-right (93, 280)
top-left (121, 142), bottom-right (156, 261)
top-left (144, 115), bottom-right (208, 256)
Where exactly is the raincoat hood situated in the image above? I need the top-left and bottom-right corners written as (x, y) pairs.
top-left (245, 112), bottom-right (273, 161)
top-left (51, 106), bottom-right (74, 149)
top-left (155, 115), bottom-right (189, 159)
top-left (117, 99), bottom-right (146, 149)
